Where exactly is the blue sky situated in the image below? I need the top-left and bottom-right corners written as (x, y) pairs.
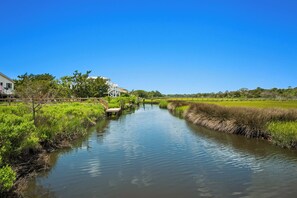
top-left (1, 0), bottom-right (296, 94)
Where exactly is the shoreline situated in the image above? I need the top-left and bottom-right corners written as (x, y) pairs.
top-left (166, 101), bottom-right (297, 149)
top-left (2, 117), bottom-right (105, 198)
top-left (0, 103), bottom-right (107, 197)
top-left (2, 102), bottom-right (138, 198)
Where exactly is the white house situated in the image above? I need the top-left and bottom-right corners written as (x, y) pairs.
top-left (0, 72), bottom-right (14, 95)
top-left (89, 76), bottom-right (126, 97)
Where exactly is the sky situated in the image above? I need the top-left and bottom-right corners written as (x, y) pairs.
top-left (0, 0), bottom-right (297, 94)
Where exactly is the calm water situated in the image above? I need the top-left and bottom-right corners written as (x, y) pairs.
top-left (24, 105), bottom-right (297, 198)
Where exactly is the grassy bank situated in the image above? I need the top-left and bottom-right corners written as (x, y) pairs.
top-left (167, 101), bottom-right (297, 149)
top-left (0, 102), bottom-right (105, 195)
top-left (146, 97), bottom-right (297, 109)
top-left (192, 100), bottom-right (297, 109)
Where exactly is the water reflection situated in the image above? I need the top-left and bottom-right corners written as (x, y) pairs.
top-left (23, 105), bottom-right (297, 198)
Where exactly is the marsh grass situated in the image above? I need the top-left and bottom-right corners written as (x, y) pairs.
top-left (268, 122), bottom-right (297, 148)
top-left (164, 97), bottom-right (297, 109)
top-left (159, 100), bottom-right (169, 109)
top-left (168, 101), bottom-right (297, 148)
top-left (174, 106), bottom-right (189, 117)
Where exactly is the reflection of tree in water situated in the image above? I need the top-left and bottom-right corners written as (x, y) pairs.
top-left (96, 119), bottom-right (110, 133)
top-left (23, 119), bottom-right (112, 195)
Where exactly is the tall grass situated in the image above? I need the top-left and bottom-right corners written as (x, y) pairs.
top-left (174, 106), bottom-right (189, 117)
top-left (168, 101), bottom-right (297, 148)
top-left (268, 122), bottom-right (297, 148)
top-left (166, 98), bottom-right (297, 109)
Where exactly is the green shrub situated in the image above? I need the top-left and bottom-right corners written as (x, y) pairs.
top-left (107, 96), bottom-right (137, 108)
top-left (0, 165), bottom-right (16, 191)
top-left (0, 102), bottom-right (106, 191)
top-left (37, 103), bottom-right (105, 141)
top-left (0, 107), bottom-right (37, 162)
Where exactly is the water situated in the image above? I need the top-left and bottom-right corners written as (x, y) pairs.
top-left (23, 105), bottom-right (297, 198)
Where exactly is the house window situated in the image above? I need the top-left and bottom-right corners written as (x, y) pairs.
top-left (6, 83), bottom-right (12, 89)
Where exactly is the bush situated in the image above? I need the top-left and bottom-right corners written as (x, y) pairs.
top-left (0, 165), bottom-right (16, 191)
top-left (0, 102), bottom-right (106, 191)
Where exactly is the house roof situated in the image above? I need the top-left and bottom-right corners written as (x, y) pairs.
top-left (119, 88), bottom-right (128, 93)
top-left (0, 72), bottom-right (14, 82)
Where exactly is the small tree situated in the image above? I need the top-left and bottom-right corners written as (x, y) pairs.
top-left (15, 73), bottom-right (57, 125)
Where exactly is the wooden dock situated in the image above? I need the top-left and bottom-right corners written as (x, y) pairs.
top-left (106, 108), bottom-right (122, 117)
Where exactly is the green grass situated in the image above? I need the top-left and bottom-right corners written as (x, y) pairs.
top-left (195, 100), bottom-right (297, 109)
top-left (159, 100), bottom-right (168, 109)
top-left (106, 96), bottom-right (138, 108)
top-left (143, 97), bottom-right (297, 109)
top-left (268, 122), bottom-right (297, 148)
top-left (165, 98), bottom-right (297, 109)
top-left (174, 106), bottom-right (189, 117)
top-left (143, 99), bottom-right (160, 104)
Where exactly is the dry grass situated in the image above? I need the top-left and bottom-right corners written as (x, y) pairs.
top-left (168, 101), bottom-right (297, 148)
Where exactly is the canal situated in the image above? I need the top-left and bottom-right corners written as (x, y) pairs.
top-left (23, 105), bottom-right (297, 197)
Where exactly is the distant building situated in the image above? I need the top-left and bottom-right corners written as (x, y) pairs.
top-left (88, 76), bottom-right (127, 97)
top-left (0, 72), bottom-right (14, 95)
top-left (118, 87), bottom-right (128, 94)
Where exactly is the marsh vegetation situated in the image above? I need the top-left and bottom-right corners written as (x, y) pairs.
top-left (167, 101), bottom-right (297, 149)
top-left (0, 102), bottom-right (105, 194)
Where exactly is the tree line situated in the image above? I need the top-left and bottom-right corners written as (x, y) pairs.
top-left (130, 90), bottom-right (163, 98)
top-left (14, 70), bottom-right (109, 99)
top-left (166, 87), bottom-right (297, 99)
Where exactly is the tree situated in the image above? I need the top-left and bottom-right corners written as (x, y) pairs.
top-left (69, 70), bottom-right (108, 98)
top-left (56, 76), bottom-right (74, 98)
top-left (130, 90), bottom-right (148, 98)
top-left (71, 70), bottom-right (91, 98)
top-left (88, 77), bottom-right (109, 97)
top-left (15, 73), bottom-right (57, 125)
top-left (130, 90), bottom-right (163, 98)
